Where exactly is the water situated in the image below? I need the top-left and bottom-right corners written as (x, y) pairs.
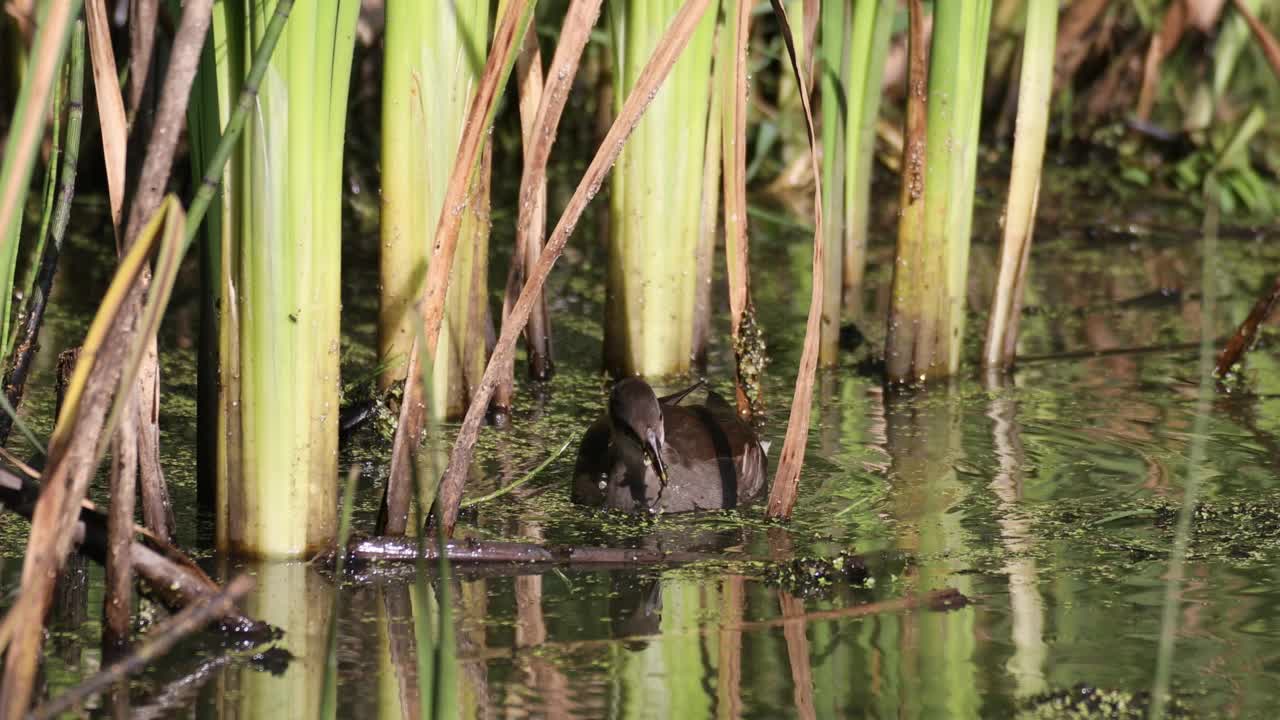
top-left (5, 179), bottom-right (1280, 717)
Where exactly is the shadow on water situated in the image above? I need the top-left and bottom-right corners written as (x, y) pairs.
top-left (8, 178), bottom-right (1280, 717)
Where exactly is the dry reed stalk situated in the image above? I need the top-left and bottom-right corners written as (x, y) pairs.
top-left (118, 0), bottom-right (213, 546)
top-left (515, 21), bottom-right (554, 383)
top-left (0, 198), bottom-right (184, 716)
top-left (764, 0), bottom-right (824, 520)
top-left (434, 0), bottom-right (713, 534)
top-left (84, 0), bottom-right (127, 241)
top-left (104, 413), bottom-right (138, 655)
top-left (126, 0), bottom-right (158, 119)
top-left (495, 21), bottom-right (552, 420)
top-left (384, 0), bottom-right (534, 528)
top-left (722, 0), bottom-right (754, 417)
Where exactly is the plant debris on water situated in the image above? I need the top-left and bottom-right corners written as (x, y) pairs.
top-left (763, 550), bottom-right (871, 598)
top-left (1018, 685), bottom-right (1192, 720)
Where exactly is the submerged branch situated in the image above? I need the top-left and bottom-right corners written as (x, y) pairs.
top-left (0, 467), bottom-right (272, 635)
top-left (31, 575), bottom-right (255, 720)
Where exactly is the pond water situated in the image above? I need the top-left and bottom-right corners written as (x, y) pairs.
top-left (5, 163), bottom-right (1280, 718)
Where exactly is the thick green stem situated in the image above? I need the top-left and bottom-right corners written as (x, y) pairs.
top-left (213, 0), bottom-right (358, 558)
top-left (887, 0), bottom-right (992, 382)
top-left (605, 0), bottom-right (717, 377)
top-left (379, 0), bottom-right (490, 420)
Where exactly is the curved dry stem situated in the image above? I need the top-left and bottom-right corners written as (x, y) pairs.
top-left (763, 0), bottom-right (824, 521)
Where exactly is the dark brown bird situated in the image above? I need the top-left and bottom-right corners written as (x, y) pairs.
top-left (572, 378), bottom-right (768, 513)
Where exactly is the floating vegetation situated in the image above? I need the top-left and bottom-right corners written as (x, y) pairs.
top-left (764, 551), bottom-right (870, 598)
top-left (1019, 685), bottom-right (1191, 720)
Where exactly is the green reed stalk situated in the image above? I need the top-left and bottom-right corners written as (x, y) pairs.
top-left (0, 0), bottom-right (82, 359)
top-left (817, 0), bottom-right (848, 366)
top-left (321, 466), bottom-right (361, 718)
top-left (840, 0), bottom-right (894, 321)
top-left (605, 0), bottom-right (717, 377)
top-left (379, 0), bottom-right (490, 419)
top-left (885, 0), bottom-right (930, 383)
top-left (817, 0), bottom-right (894, 362)
top-left (932, 0), bottom-right (992, 375)
top-left (983, 0), bottom-right (1057, 370)
top-left (210, 0), bottom-right (358, 558)
top-left (886, 0), bottom-right (992, 382)
top-left (6, 47), bottom-right (61, 362)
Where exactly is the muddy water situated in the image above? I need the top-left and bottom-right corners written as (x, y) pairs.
top-left (5, 180), bottom-right (1280, 718)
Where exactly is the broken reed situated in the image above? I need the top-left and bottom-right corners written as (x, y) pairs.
top-left (379, 0), bottom-right (491, 420)
top-left (199, 0), bottom-right (360, 558)
top-left (983, 0), bottom-right (1058, 370)
top-left (886, 0), bottom-right (992, 383)
top-left (605, 0), bottom-right (717, 377)
top-left (817, 0), bottom-right (894, 364)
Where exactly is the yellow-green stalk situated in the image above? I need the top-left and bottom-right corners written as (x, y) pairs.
top-left (379, 0), bottom-right (490, 419)
top-left (214, 0), bottom-right (359, 558)
top-left (983, 0), bottom-right (1058, 370)
top-left (886, 0), bottom-right (992, 382)
top-left (605, 0), bottom-right (717, 377)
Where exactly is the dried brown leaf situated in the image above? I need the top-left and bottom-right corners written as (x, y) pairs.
top-left (84, 0), bottom-right (128, 241)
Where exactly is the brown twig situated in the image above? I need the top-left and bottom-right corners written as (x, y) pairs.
top-left (764, 0), bottom-right (824, 520)
top-left (432, 0), bottom-right (712, 536)
top-left (1215, 275), bottom-right (1280, 376)
top-left (30, 575), bottom-right (255, 720)
top-left (0, 467), bottom-right (269, 633)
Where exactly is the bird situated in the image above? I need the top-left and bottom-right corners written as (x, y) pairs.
top-left (572, 377), bottom-right (768, 513)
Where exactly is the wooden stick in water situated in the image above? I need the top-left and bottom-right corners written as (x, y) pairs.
top-left (31, 575), bottom-right (255, 720)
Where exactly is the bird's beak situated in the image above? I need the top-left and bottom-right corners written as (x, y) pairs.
top-left (645, 427), bottom-right (667, 483)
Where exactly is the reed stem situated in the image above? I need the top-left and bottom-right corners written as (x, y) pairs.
top-left (214, 0), bottom-right (359, 558)
top-left (379, 0), bottom-right (491, 420)
top-left (605, 0), bottom-right (717, 377)
top-left (983, 0), bottom-right (1058, 370)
